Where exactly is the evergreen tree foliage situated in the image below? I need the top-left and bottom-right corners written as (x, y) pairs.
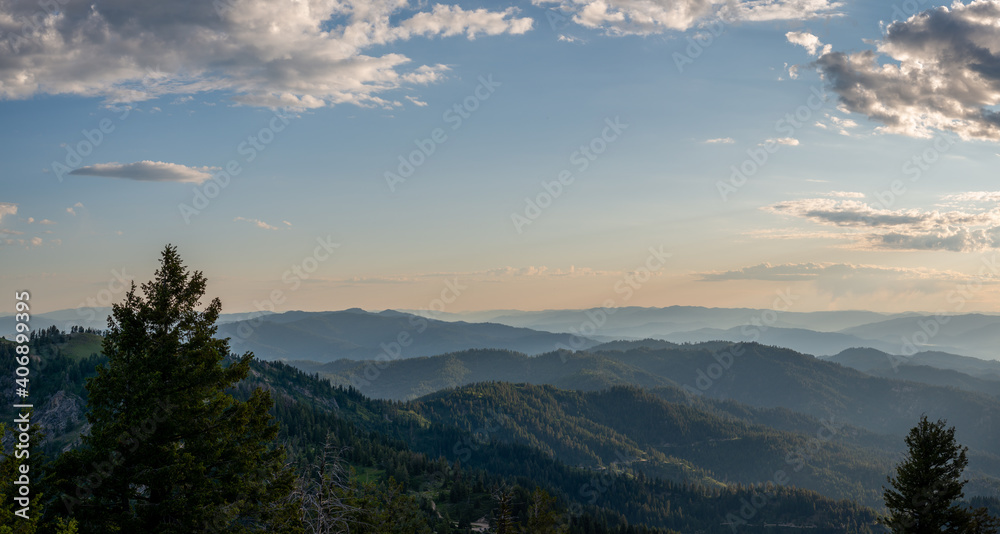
top-left (883, 416), bottom-right (999, 534)
top-left (48, 245), bottom-right (300, 533)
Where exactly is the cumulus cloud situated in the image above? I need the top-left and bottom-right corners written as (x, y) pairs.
top-left (234, 217), bottom-right (278, 231)
top-left (66, 202), bottom-right (83, 216)
top-left (70, 161), bottom-right (217, 183)
top-left (766, 198), bottom-right (1000, 252)
top-left (0, 203), bottom-right (16, 223)
top-left (0, 1), bottom-right (532, 108)
top-left (815, 0), bottom-right (1000, 141)
top-left (533, 0), bottom-right (841, 35)
top-left (786, 30), bottom-right (830, 56)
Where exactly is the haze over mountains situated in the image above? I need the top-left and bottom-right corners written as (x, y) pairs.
top-left (10, 304), bottom-right (1000, 530)
top-left (405, 306), bottom-right (1000, 360)
top-left (11, 305), bottom-right (1000, 362)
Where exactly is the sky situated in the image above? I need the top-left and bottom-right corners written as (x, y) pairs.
top-left (4, 0), bottom-right (1000, 316)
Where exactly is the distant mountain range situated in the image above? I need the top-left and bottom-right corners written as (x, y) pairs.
top-left (214, 308), bottom-right (599, 361)
top-left (11, 305), bottom-right (1000, 361)
top-left (405, 306), bottom-right (1000, 360)
top-left (0, 307), bottom-right (271, 338)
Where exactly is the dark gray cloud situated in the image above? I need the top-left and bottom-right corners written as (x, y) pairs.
top-left (765, 198), bottom-right (1000, 252)
top-left (815, 0), bottom-right (1000, 141)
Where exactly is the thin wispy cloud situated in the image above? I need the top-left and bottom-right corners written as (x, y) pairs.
top-left (535, 0), bottom-right (842, 35)
top-left (763, 137), bottom-right (799, 146)
top-left (341, 265), bottom-right (634, 285)
top-left (70, 161), bottom-right (217, 184)
top-left (234, 217), bottom-right (278, 231)
top-left (698, 262), bottom-right (960, 282)
top-left (697, 262), bottom-right (973, 298)
top-left (704, 137), bottom-right (735, 144)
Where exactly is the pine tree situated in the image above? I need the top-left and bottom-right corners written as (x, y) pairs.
top-left (882, 416), bottom-right (998, 534)
top-left (49, 245), bottom-right (301, 533)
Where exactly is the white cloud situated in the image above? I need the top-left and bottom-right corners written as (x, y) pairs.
top-left (30, 237), bottom-right (42, 247)
top-left (816, 0), bottom-right (1000, 141)
top-left (785, 30), bottom-right (830, 56)
top-left (766, 198), bottom-right (1000, 252)
top-left (70, 161), bottom-right (217, 183)
top-left (0, 203), bottom-right (17, 223)
top-left (942, 192), bottom-right (1000, 203)
top-left (534, 0), bottom-right (841, 35)
top-left (234, 217), bottom-right (278, 231)
top-left (825, 191), bottom-right (865, 198)
top-left (66, 202), bottom-right (84, 216)
top-left (763, 137), bottom-right (799, 146)
top-left (0, 1), bottom-right (532, 108)
top-left (405, 96), bottom-right (428, 107)
top-left (704, 137), bottom-right (735, 144)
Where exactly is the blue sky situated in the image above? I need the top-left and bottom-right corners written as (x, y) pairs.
top-left (4, 0), bottom-right (1000, 315)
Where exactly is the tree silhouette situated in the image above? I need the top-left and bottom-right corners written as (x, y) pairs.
top-left (883, 415), bottom-right (998, 534)
top-left (50, 245), bottom-right (301, 533)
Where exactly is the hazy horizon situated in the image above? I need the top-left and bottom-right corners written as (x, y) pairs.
top-left (5, 1), bottom-right (1000, 317)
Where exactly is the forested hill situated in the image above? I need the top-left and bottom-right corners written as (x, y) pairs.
top-left (0, 329), bottom-right (893, 533)
top-left (303, 343), bottom-right (1000, 453)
